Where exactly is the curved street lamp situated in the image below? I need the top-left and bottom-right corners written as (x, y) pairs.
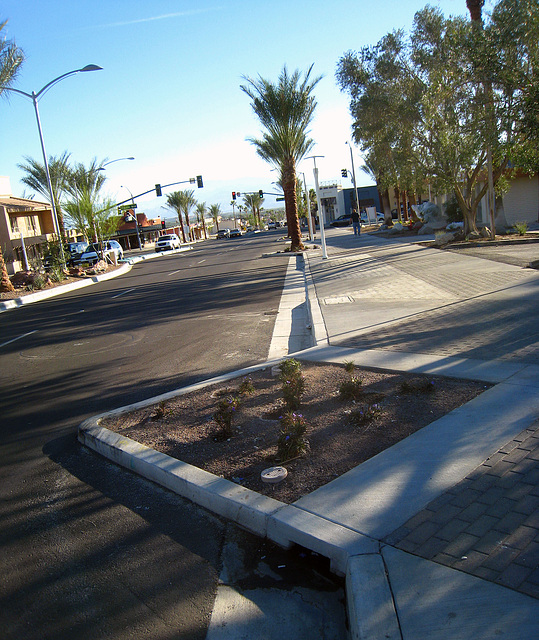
top-left (3, 64), bottom-right (103, 264)
top-left (98, 157), bottom-right (135, 170)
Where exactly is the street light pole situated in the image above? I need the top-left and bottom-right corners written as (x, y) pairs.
top-left (98, 157), bottom-right (135, 170)
top-left (120, 185), bottom-right (142, 249)
top-left (4, 65), bottom-right (102, 266)
top-left (346, 141), bottom-right (361, 221)
top-left (306, 156), bottom-right (327, 259)
top-left (300, 172), bottom-right (314, 242)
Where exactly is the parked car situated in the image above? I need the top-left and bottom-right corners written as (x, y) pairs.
top-left (155, 234), bottom-right (181, 251)
top-left (66, 241), bottom-right (89, 262)
top-left (77, 240), bottom-right (124, 265)
top-left (216, 229), bottom-right (230, 239)
top-left (229, 228), bottom-right (242, 238)
top-left (330, 214), bottom-right (353, 227)
top-left (267, 221), bottom-right (277, 229)
top-left (361, 211), bottom-right (385, 224)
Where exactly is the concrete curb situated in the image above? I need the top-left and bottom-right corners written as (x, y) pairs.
top-left (0, 246), bottom-right (193, 313)
top-left (0, 262), bottom-right (133, 312)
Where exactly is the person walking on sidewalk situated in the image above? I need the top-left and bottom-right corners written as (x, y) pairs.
top-left (351, 208), bottom-right (361, 236)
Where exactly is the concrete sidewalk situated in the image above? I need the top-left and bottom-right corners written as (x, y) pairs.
top-left (77, 229), bottom-right (539, 639)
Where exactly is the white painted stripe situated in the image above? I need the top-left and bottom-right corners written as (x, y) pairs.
top-left (111, 288), bottom-right (135, 299)
top-left (0, 330), bottom-right (38, 348)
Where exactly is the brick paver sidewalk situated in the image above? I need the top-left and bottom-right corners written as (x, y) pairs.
top-left (385, 420), bottom-right (539, 599)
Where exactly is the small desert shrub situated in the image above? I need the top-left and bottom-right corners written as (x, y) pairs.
top-left (48, 266), bottom-right (65, 283)
top-left (27, 272), bottom-right (49, 290)
top-left (237, 376), bottom-right (255, 395)
top-left (277, 412), bottom-right (308, 461)
top-left (213, 395), bottom-right (242, 439)
top-left (150, 400), bottom-right (168, 421)
top-left (514, 221), bottom-right (528, 236)
top-left (279, 358), bottom-right (305, 410)
top-left (339, 376), bottom-right (364, 401)
top-left (343, 360), bottom-right (356, 374)
top-left (348, 404), bottom-right (381, 427)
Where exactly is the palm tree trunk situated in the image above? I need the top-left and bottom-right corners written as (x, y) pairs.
top-left (283, 167), bottom-right (304, 251)
top-left (0, 251), bottom-right (14, 292)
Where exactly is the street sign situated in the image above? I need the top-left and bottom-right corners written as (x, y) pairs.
top-left (118, 203), bottom-right (137, 211)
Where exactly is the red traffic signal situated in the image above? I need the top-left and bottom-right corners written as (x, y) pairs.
top-left (232, 192), bottom-right (236, 200)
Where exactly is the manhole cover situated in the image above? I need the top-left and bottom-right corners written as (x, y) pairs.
top-left (324, 296), bottom-right (354, 305)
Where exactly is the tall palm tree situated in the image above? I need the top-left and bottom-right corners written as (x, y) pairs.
top-left (18, 152), bottom-right (72, 241)
top-left (208, 203), bottom-right (221, 232)
top-left (178, 190), bottom-right (197, 242)
top-left (196, 201), bottom-right (208, 239)
top-left (1, 21), bottom-right (24, 288)
top-left (0, 19), bottom-right (24, 95)
top-left (164, 192), bottom-right (186, 243)
top-left (466, 0), bottom-right (485, 22)
top-left (242, 193), bottom-right (264, 228)
top-left (241, 65), bottom-right (322, 252)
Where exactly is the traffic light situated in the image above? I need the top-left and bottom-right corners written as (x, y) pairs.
top-left (196, 175), bottom-right (203, 188)
top-left (341, 169), bottom-right (348, 178)
top-left (232, 192), bottom-right (236, 200)
top-left (259, 190), bottom-right (264, 197)
top-left (155, 184), bottom-right (162, 197)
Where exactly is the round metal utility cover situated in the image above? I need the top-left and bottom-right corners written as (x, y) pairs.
top-left (261, 466), bottom-right (288, 484)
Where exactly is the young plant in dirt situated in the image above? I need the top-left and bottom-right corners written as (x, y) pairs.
top-left (339, 360), bottom-right (364, 401)
top-left (348, 404), bottom-right (381, 428)
top-left (237, 376), bottom-right (255, 395)
top-left (277, 411), bottom-right (309, 461)
top-left (150, 400), bottom-right (168, 421)
top-left (279, 358), bottom-right (305, 410)
top-left (213, 395), bottom-right (242, 440)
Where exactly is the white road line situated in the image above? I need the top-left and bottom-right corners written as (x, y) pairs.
top-left (198, 259), bottom-right (206, 264)
top-left (111, 288), bottom-right (135, 299)
top-left (0, 330), bottom-right (38, 348)
top-left (168, 270), bottom-right (182, 276)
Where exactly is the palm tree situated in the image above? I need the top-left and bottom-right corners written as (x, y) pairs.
top-left (0, 19), bottom-right (24, 95)
top-left (466, 0), bottom-right (485, 22)
top-left (208, 203), bottom-right (221, 233)
top-left (241, 65), bottom-right (322, 251)
top-left (196, 202), bottom-right (208, 239)
top-left (242, 193), bottom-right (264, 228)
top-left (1, 21), bottom-right (24, 288)
top-left (164, 190), bottom-right (197, 243)
top-left (18, 152), bottom-right (72, 241)
top-left (62, 159), bottom-right (113, 244)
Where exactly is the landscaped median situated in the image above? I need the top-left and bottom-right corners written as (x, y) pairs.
top-left (77, 347), bottom-right (539, 640)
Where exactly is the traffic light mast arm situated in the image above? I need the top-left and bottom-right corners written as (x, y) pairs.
top-left (95, 178), bottom-right (197, 215)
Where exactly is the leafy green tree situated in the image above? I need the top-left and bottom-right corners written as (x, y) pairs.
top-left (337, 3), bottom-right (539, 237)
top-left (18, 152), bottom-right (71, 241)
top-left (208, 203), bottom-right (221, 233)
top-left (241, 65), bottom-right (322, 251)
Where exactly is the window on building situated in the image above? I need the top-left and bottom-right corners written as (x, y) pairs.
top-left (10, 217), bottom-right (20, 233)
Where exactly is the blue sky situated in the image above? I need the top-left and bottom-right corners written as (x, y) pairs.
top-left (1, 0), bottom-right (492, 219)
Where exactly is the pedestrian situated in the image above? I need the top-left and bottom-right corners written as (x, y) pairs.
top-left (351, 208), bottom-right (361, 236)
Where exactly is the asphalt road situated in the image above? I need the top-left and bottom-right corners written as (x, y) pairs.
top-left (0, 232), bottom-right (308, 639)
